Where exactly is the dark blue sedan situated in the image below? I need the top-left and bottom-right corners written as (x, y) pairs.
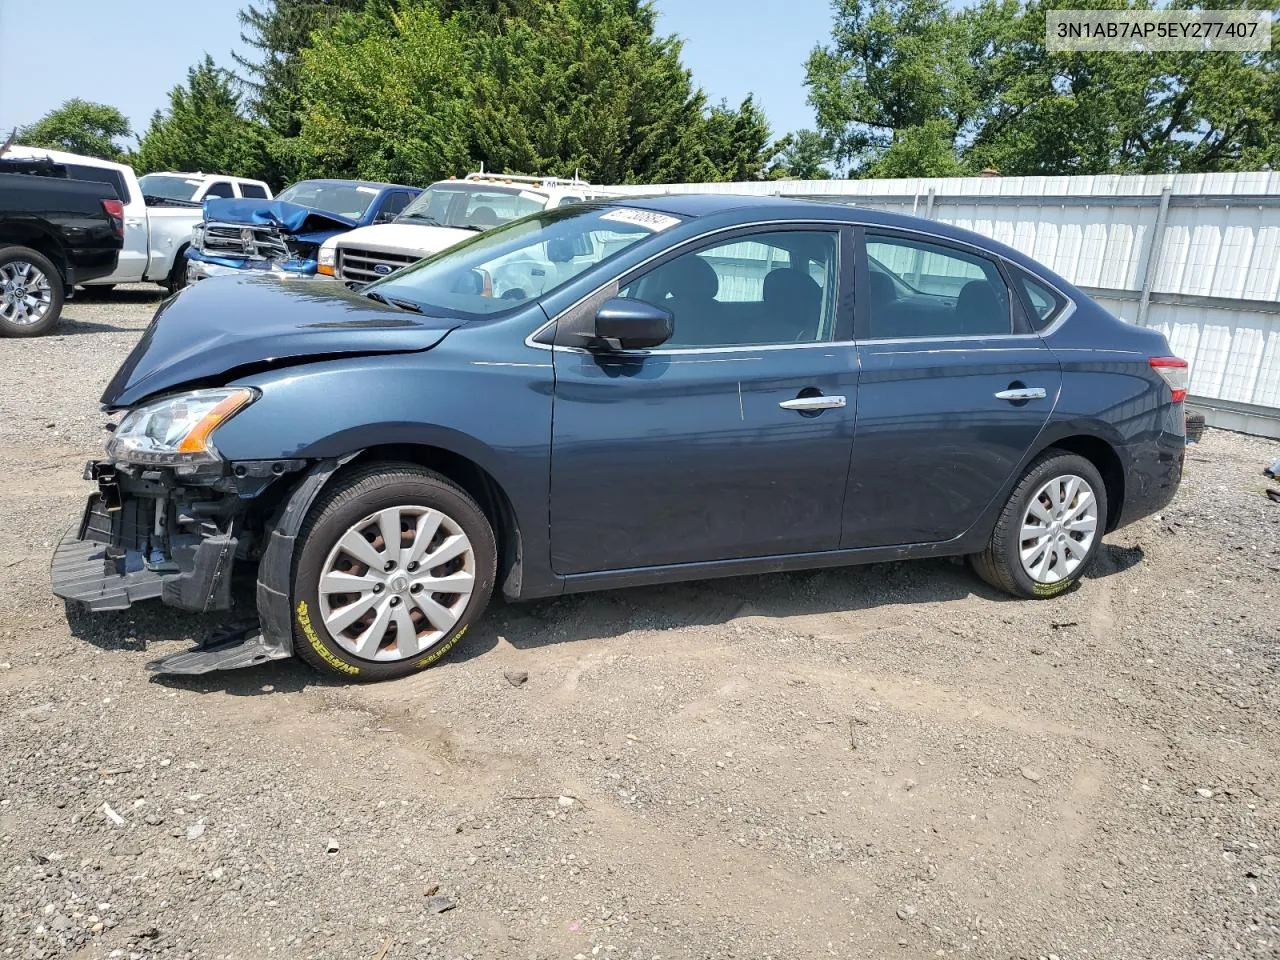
top-left (53, 195), bottom-right (1187, 680)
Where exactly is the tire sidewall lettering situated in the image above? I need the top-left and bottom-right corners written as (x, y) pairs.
top-left (296, 600), bottom-right (360, 676)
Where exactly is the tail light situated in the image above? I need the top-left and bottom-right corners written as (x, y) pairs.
top-left (1150, 357), bottom-right (1189, 403)
top-left (101, 198), bottom-right (125, 239)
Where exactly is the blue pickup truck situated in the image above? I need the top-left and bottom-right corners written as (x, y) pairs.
top-left (185, 179), bottom-right (421, 284)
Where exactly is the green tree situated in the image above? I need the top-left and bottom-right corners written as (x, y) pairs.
top-left (16, 99), bottom-right (132, 162)
top-left (767, 129), bottom-right (835, 179)
top-left (134, 57), bottom-right (271, 180)
top-left (292, 0), bottom-right (775, 184)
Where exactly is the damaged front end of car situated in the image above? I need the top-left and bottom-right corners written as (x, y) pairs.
top-left (185, 199), bottom-right (356, 283)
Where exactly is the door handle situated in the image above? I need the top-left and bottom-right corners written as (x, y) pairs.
top-left (994, 387), bottom-right (1046, 401)
top-left (779, 395), bottom-right (846, 412)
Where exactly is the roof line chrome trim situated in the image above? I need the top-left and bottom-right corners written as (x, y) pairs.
top-left (525, 217), bottom-right (1080, 351)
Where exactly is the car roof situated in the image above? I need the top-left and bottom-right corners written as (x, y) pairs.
top-left (605, 193), bottom-right (1049, 275)
top-left (144, 172), bottom-right (266, 183)
top-left (294, 178), bottom-right (419, 192)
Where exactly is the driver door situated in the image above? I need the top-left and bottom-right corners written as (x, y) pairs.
top-left (549, 226), bottom-right (858, 575)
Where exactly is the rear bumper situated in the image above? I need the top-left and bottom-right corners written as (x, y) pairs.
top-left (1115, 428), bottom-right (1185, 528)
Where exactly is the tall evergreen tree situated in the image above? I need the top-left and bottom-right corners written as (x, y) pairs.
top-left (134, 56), bottom-right (271, 180)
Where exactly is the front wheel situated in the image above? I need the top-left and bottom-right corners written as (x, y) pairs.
top-left (970, 450), bottom-right (1108, 599)
top-left (291, 463), bottom-right (496, 681)
top-left (0, 247), bottom-right (64, 336)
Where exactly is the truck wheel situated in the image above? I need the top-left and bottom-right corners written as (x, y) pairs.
top-left (166, 245), bottom-right (189, 294)
top-left (969, 450), bottom-right (1108, 599)
top-left (0, 247), bottom-right (63, 337)
top-left (291, 463), bottom-right (496, 681)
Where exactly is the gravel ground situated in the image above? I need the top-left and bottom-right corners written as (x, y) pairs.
top-left (1, 285), bottom-right (1278, 960)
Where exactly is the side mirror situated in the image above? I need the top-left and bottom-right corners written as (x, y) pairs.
top-left (589, 297), bottom-right (673, 352)
top-left (376, 211), bottom-right (397, 224)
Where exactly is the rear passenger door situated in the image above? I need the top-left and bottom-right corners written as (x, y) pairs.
top-left (842, 229), bottom-right (1062, 549)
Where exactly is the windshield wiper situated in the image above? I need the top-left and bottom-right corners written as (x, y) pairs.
top-left (363, 290), bottom-right (423, 313)
top-left (401, 213), bottom-right (445, 226)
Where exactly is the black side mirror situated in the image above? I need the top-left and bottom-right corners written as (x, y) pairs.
top-left (589, 297), bottom-right (673, 352)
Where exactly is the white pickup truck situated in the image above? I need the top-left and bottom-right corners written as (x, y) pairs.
top-left (319, 173), bottom-right (610, 284)
top-left (5, 146), bottom-right (272, 292)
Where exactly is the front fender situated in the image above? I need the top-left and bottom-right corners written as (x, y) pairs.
top-left (212, 326), bottom-right (556, 593)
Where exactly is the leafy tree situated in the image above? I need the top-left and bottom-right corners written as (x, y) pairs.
top-left (16, 99), bottom-right (132, 162)
top-left (807, 0), bottom-right (1280, 178)
top-left (701, 95), bottom-right (773, 181)
top-left (767, 129), bottom-right (835, 179)
top-left (135, 57), bottom-right (271, 180)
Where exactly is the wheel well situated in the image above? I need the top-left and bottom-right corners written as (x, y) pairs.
top-left (0, 231), bottom-right (68, 283)
top-left (342, 444), bottom-right (524, 598)
top-left (1045, 435), bottom-right (1125, 531)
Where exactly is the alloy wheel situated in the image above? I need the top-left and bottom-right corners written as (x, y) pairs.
top-left (0, 260), bottom-right (54, 327)
top-left (1018, 474), bottom-right (1098, 584)
top-left (317, 505), bottom-right (475, 661)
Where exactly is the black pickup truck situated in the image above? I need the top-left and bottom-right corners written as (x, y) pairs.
top-left (0, 156), bottom-right (124, 336)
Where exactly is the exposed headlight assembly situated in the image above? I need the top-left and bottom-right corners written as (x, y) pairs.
top-left (107, 388), bottom-right (256, 469)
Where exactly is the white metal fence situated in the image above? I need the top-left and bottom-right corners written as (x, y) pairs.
top-left (604, 173), bottom-right (1280, 438)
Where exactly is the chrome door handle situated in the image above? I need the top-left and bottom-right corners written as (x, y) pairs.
top-left (994, 387), bottom-right (1046, 401)
top-left (779, 395), bottom-right (846, 411)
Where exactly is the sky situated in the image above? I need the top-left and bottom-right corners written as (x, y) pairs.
top-left (0, 0), bottom-right (833, 145)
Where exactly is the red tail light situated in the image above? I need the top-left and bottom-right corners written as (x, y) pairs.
top-left (101, 198), bottom-right (125, 238)
top-left (1150, 357), bottom-right (1189, 404)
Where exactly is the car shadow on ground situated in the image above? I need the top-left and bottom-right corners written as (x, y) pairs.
top-left (50, 317), bottom-right (142, 335)
top-left (61, 543), bottom-right (1147, 691)
top-left (72, 286), bottom-right (166, 303)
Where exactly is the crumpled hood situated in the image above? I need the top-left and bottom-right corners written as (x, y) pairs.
top-left (102, 274), bottom-right (461, 408)
top-left (337, 222), bottom-right (475, 257)
top-left (201, 197), bottom-right (357, 235)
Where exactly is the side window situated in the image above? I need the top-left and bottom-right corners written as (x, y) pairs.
top-left (380, 191), bottom-right (412, 219)
top-left (240, 183), bottom-right (269, 199)
top-left (65, 164), bottom-right (128, 202)
top-left (864, 235), bottom-right (1011, 339)
top-left (620, 230), bottom-right (839, 348)
top-left (203, 180), bottom-right (235, 199)
top-left (1015, 271), bottom-right (1066, 331)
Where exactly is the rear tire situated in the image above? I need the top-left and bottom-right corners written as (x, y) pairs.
top-left (165, 246), bottom-right (189, 294)
top-left (291, 463), bottom-right (496, 681)
top-left (0, 247), bottom-right (63, 336)
top-left (970, 450), bottom-right (1108, 599)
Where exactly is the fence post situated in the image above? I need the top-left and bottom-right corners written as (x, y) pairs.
top-left (924, 187), bottom-right (936, 219)
top-left (1137, 186), bottom-right (1172, 327)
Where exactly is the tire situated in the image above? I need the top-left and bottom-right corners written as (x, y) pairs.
top-left (165, 246), bottom-right (189, 294)
top-left (970, 450), bottom-right (1109, 599)
top-left (0, 246), bottom-right (64, 337)
top-left (1184, 407), bottom-right (1206, 444)
top-left (291, 463), bottom-right (496, 681)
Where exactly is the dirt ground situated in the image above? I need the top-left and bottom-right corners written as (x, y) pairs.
top-left (1, 285), bottom-right (1278, 960)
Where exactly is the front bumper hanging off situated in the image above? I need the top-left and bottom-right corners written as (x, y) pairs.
top-left (50, 457), bottom-right (344, 675)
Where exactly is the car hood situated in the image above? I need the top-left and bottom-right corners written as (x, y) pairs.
top-left (102, 275), bottom-right (461, 407)
top-left (337, 222), bottom-right (476, 257)
top-left (201, 197), bottom-right (358, 235)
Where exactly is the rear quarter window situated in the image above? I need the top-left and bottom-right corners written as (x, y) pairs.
top-left (64, 164), bottom-right (127, 202)
top-left (240, 183), bottom-right (269, 199)
top-left (1015, 271), bottom-right (1069, 331)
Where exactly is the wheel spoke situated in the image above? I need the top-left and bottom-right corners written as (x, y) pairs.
top-left (337, 528), bottom-right (384, 570)
top-left (412, 593), bottom-right (459, 633)
top-left (324, 590), bottom-right (382, 634)
top-left (376, 508), bottom-right (403, 565)
top-left (392, 604), bottom-right (420, 656)
top-left (1027, 499), bottom-right (1052, 524)
top-left (319, 569), bottom-right (383, 594)
top-left (423, 533), bottom-right (469, 569)
top-left (1022, 538), bottom-right (1049, 566)
top-left (404, 509), bottom-right (443, 567)
top-left (350, 600), bottom-right (393, 658)
top-left (414, 570), bottom-right (474, 595)
top-left (1020, 522), bottom-right (1049, 541)
top-left (1061, 536), bottom-right (1089, 560)
top-left (1065, 515), bottom-right (1096, 534)
top-left (1064, 490), bottom-right (1095, 523)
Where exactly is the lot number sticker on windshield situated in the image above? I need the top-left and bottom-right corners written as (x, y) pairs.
top-left (600, 208), bottom-right (681, 232)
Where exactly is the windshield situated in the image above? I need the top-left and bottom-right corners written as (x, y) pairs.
top-left (276, 181), bottom-right (378, 219)
top-left (367, 204), bottom-right (682, 319)
top-left (138, 174), bottom-right (201, 202)
top-left (397, 184), bottom-right (548, 231)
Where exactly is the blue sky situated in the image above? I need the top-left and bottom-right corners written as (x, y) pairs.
top-left (0, 0), bottom-right (834, 145)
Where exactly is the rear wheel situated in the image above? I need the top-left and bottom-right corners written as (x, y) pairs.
top-left (166, 246), bottom-right (189, 294)
top-left (291, 464), bottom-right (496, 681)
top-left (970, 450), bottom-right (1108, 599)
top-left (0, 247), bottom-right (63, 336)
